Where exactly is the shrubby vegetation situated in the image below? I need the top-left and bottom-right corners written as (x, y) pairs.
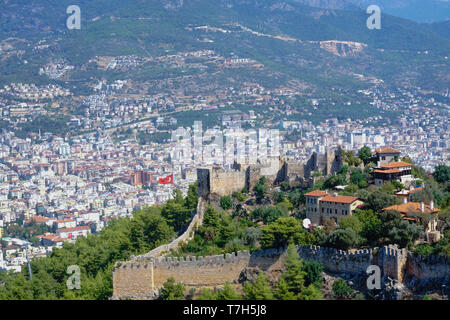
top-left (194, 245), bottom-right (325, 301)
top-left (0, 185), bottom-right (198, 300)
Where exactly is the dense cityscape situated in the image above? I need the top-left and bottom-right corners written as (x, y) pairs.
top-left (0, 0), bottom-right (449, 305)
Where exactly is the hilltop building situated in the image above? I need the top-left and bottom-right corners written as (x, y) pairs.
top-left (383, 200), bottom-right (441, 243)
top-left (371, 146), bottom-right (401, 165)
top-left (305, 190), bottom-right (363, 225)
top-left (395, 185), bottom-right (425, 202)
top-left (372, 161), bottom-right (413, 186)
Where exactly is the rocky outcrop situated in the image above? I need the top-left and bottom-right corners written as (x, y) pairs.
top-left (320, 40), bottom-right (367, 57)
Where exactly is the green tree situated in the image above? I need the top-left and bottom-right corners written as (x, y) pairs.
top-left (354, 209), bottom-right (382, 245)
top-left (0, 273), bottom-right (33, 300)
top-left (252, 206), bottom-right (287, 224)
top-left (244, 227), bottom-right (262, 248)
top-left (339, 215), bottom-right (363, 234)
top-left (379, 210), bottom-right (404, 243)
top-left (161, 202), bottom-right (191, 231)
top-left (391, 180), bottom-right (405, 191)
top-left (184, 183), bottom-right (198, 210)
top-left (343, 150), bottom-right (362, 167)
top-left (203, 206), bottom-right (220, 229)
top-left (350, 169), bottom-right (369, 188)
top-left (298, 284), bottom-right (323, 300)
top-left (288, 189), bottom-right (304, 208)
top-left (215, 282), bottom-right (241, 300)
top-left (260, 217), bottom-right (302, 248)
top-left (243, 271), bottom-right (274, 300)
top-left (433, 165), bottom-right (450, 184)
top-left (220, 196), bottom-right (233, 210)
top-left (160, 277), bottom-right (185, 300)
top-left (302, 260), bottom-right (324, 287)
top-left (366, 189), bottom-right (399, 212)
top-left (323, 174), bottom-right (347, 189)
top-left (322, 218), bottom-right (338, 234)
top-left (130, 207), bottom-right (176, 252)
top-left (197, 288), bottom-right (216, 300)
top-left (275, 278), bottom-right (298, 300)
top-left (358, 146), bottom-right (372, 165)
top-left (280, 244), bottom-right (306, 295)
top-left (280, 181), bottom-right (290, 191)
top-left (325, 228), bottom-right (359, 250)
top-left (254, 177), bottom-right (267, 204)
top-left (332, 278), bottom-right (353, 300)
top-left (388, 220), bottom-right (424, 249)
top-left (276, 197), bottom-right (294, 213)
top-left (233, 191), bottom-right (246, 202)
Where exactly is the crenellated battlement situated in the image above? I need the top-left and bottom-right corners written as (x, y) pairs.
top-left (297, 245), bottom-right (374, 262)
top-left (112, 195), bottom-right (450, 299)
top-left (114, 248), bottom-right (289, 271)
top-left (113, 242), bottom-right (450, 299)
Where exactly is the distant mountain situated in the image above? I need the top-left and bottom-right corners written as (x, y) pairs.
top-left (0, 0), bottom-right (448, 93)
top-left (294, 0), bottom-right (450, 22)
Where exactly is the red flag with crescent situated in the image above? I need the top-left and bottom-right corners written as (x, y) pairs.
top-left (159, 174), bottom-right (173, 185)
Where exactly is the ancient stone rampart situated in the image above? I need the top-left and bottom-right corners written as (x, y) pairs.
top-left (406, 252), bottom-right (450, 280)
top-left (297, 245), bottom-right (375, 275)
top-left (112, 248), bottom-right (285, 299)
top-left (112, 243), bottom-right (450, 299)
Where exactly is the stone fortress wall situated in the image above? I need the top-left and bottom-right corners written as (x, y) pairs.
top-left (113, 248), bottom-right (285, 299)
top-left (113, 242), bottom-right (450, 299)
top-left (197, 147), bottom-right (344, 199)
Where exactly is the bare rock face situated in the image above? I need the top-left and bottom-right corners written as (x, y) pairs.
top-left (319, 40), bottom-right (367, 57)
top-left (239, 267), bottom-right (260, 283)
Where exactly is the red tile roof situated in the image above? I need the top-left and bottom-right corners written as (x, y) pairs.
top-left (373, 169), bottom-right (402, 174)
top-left (409, 187), bottom-right (424, 194)
top-left (57, 226), bottom-right (90, 233)
top-left (383, 202), bottom-right (439, 215)
top-left (304, 190), bottom-right (328, 197)
top-left (375, 147), bottom-right (401, 154)
top-left (380, 161), bottom-right (412, 169)
top-left (31, 215), bottom-right (50, 223)
top-left (321, 195), bottom-right (359, 204)
top-left (395, 187), bottom-right (424, 197)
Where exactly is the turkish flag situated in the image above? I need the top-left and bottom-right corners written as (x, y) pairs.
top-left (159, 174), bottom-right (174, 185)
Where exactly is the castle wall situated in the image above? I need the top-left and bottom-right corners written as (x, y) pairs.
top-left (113, 242), bottom-right (450, 299)
top-left (297, 245), bottom-right (375, 275)
top-left (196, 168), bottom-right (210, 199)
top-left (377, 245), bottom-right (408, 282)
top-left (113, 261), bottom-right (155, 299)
top-left (285, 161), bottom-right (305, 186)
top-left (210, 167), bottom-right (247, 196)
top-left (113, 248), bottom-right (285, 299)
top-left (246, 157), bottom-right (282, 190)
top-left (406, 253), bottom-right (450, 280)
